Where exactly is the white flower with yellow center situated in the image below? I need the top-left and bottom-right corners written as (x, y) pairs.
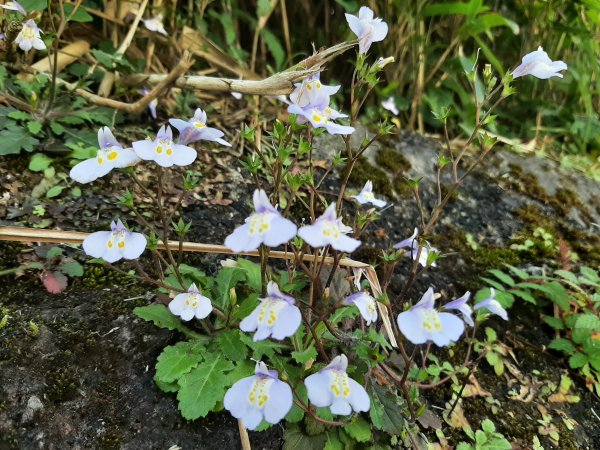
top-left (345, 6), bottom-right (388, 54)
top-left (289, 73), bottom-right (340, 108)
top-left (82, 219), bottom-right (147, 263)
top-left (168, 283), bottom-right (212, 321)
top-left (304, 354), bottom-right (370, 415)
top-left (298, 203), bottom-right (361, 253)
top-left (224, 361), bottom-right (293, 430)
top-left (397, 287), bottom-right (465, 347)
top-left (15, 19), bottom-right (46, 52)
top-left (169, 108), bottom-right (231, 146)
top-left (70, 127), bottom-right (140, 184)
top-left (351, 180), bottom-right (387, 207)
top-left (132, 125), bottom-right (197, 168)
top-left (224, 190), bottom-right (297, 252)
top-left (240, 281), bottom-right (301, 342)
top-left (343, 292), bottom-right (378, 325)
top-left (287, 103), bottom-right (355, 135)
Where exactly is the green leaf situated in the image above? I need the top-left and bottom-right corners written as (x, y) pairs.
top-left (154, 376), bottom-right (179, 393)
top-left (324, 431), bottom-right (343, 450)
top-left (261, 28), bottom-right (286, 70)
top-left (283, 424), bottom-right (326, 450)
top-left (29, 153), bottom-right (52, 172)
top-left (63, 3), bottom-right (93, 22)
top-left (177, 355), bottom-right (234, 420)
top-left (548, 338), bottom-right (576, 354)
top-left (292, 346), bottom-right (318, 365)
top-left (19, 0), bottom-right (48, 12)
top-left (510, 289), bottom-right (536, 304)
top-left (46, 185), bottom-right (65, 198)
top-left (488, 269), bottom-right (515, 286)
top-left (59, 260), bottom-right (84, 277)
top-left (214, 267), bottom-right (246, 308)
top-left (423, 2), bottom-right (476, 16)
top-left (580, 266), bottom-right (599, 284)
top-left (368, 384), bottom-right (405, 435)
top-left (554, 270), bottom-right (579, 284)
top-left (133, 304), bottom-right (205, 340)
top-left (216, 329), bottom-right (248, 361)
top-left (479, 277), bottom-right (505, 291)
top-left (504, 264), bottom-right (529, 280)
top-left (573, 313), bottom-right (600, 344)
top-left (27, 121), bottom-right (43, 135)
top-left (236, 258), bottom-right (262, 292)
top-left (0, 126), bottom-right (40, 155)
top-left (543, 316), bottom-right (564, 330)
top-left (569, 352), bottom-right (589, 369)
top-left (50, 122), bottom-right (65, 135)
top-left (155, 341), bottom-right (205, 383)
top-left (7, 110), bottom-right (31, 121)
top-left (344, 417), bottom-right (372, 442)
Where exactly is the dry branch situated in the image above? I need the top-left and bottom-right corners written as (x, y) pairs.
top-left (120, 41), bottom-right (356, 95)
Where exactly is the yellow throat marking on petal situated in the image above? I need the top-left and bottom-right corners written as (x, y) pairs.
top-left (312, 113), bottom-right (322, 123)
top-left (107, 240), bottom-right (113, 248)
top-left (166, 146), bottom-right (173, 156)
top-left (322, 223), bottom-right (340, 239)
top-left (156, 145), bottom-right (163, 154)
top-left (248, 214), bottom-right (271, 236)
top-left (22, 26), bottom-right (35, 40)
top-left (118, 241), bottom-right (125, 249)
top-left (363, 191), bottom-right (374, 200)
top-left (257, 298), bottom-right (286, 327)
top-left (194, 122), bottom-right (206, 129)
top-left (316, 82), bottom-right (322, 88)
top-left (306, 84), bottom-right (313, 90)
top-left (247, 377), bottom-right (274, 408)
top-left (329, 371), bottom-right (351, 398)
top-left (107, 151), bottom-right (119, 161)
top-left (422, 309), bottom-right (442, 331)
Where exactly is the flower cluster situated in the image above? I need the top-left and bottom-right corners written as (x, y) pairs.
top-left (224, 355), bottom-right (369, 430)
top-left (225, 192), bottom-right (361, 254)
top-left (287, 73), bottom-right (355, 135)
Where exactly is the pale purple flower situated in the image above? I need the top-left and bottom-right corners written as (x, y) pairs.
top-left (345, 6), bottom-right (388, 54)
top-left (169, 108), bottom-right (231, 146)
top-left (224, 361), bottom-right (293, 430)
top-left (143, 15), bottom-right (167, 35)
top-left (82, 219), bottom-right (147, 263)
top-left (224, 190), bottom-right (297, 252)
top-left (351, 180), bottom-right (386, 207)
top-left (474, 288), bottom-right (508, 321)
top-left (394, 228), bottom-right (439, 268)
top-left (298, 203), bottom-right (361, 253)
top-left (168, 283), bottom-right (212, 321)
top-left (15, 19), bottom-right (45, 52)
top-left (381, 96), bottom-right (399, 115)
top-left (132, 125), bottom-right (197, 168)
top-left (512, 47), bottom-right (567, 80)
top-left (287, 103), bottom-right (355, 135)
top-left (239, 281), bottom-right (301, 341)
top-left (444, 292), bottom-right (473, 327)
top-left (396, 287), bottom-right (465, 347)
top-left (289, 73), bottom-right (340, 109)
top-left (70, 127), bottom-right (139, 184)
top-left (139, 89), bottom-right (157, 119)
top-left (343, 292), bottom-right (378, 325)
top-left (0, 1), bottom-right (26, 14)
top-left (304, 354), bottom-right (370, 415)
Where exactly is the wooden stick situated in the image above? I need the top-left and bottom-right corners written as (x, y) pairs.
top-left (0, 224), bottom-right (398, 347)
top-left (237, 419), bottom-right (251, 450)
top-left (0, 226), bottom-right (369, 268)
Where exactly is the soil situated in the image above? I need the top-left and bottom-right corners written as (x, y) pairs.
top-left (1, 127), bottom-right (599, 449)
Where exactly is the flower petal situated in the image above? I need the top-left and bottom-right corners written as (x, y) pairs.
top-left (397, 309), bottom-right (427, 345)
top-left (171, 144), bottom-right (197, 166)
top-left (330, 399), bottom-right (352, 415)
top-left (194, 297), bottom-right (212, 319)
top-left (168, 294), bottom-right (187, 316)
top-left (82, 231), bottom-right (111, 258)
top-left (69, 158), bottom-right (109, 184)
top-left (332, 234), bottom-right (361, 253)
top-left (121, 232), bottom-right (147, 259)
top-left (348, 378), bottom-right (370, 412)
top-left (430, 313), bottom-right (465, 347)
top-left (263, 380), bottom-right (293, 424)
top-left (305, 372), bottom-right (332, 408)
top-left (270, 304), bottom-right (301, 340)
top-left (225, 223), bottom-right (263, 252)
top-left (132, 139), bottom-right (156, 160)
top-left (263, 217), bottom-right (297, 247)
top-left (297, 223), bottom-right (328, 248)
